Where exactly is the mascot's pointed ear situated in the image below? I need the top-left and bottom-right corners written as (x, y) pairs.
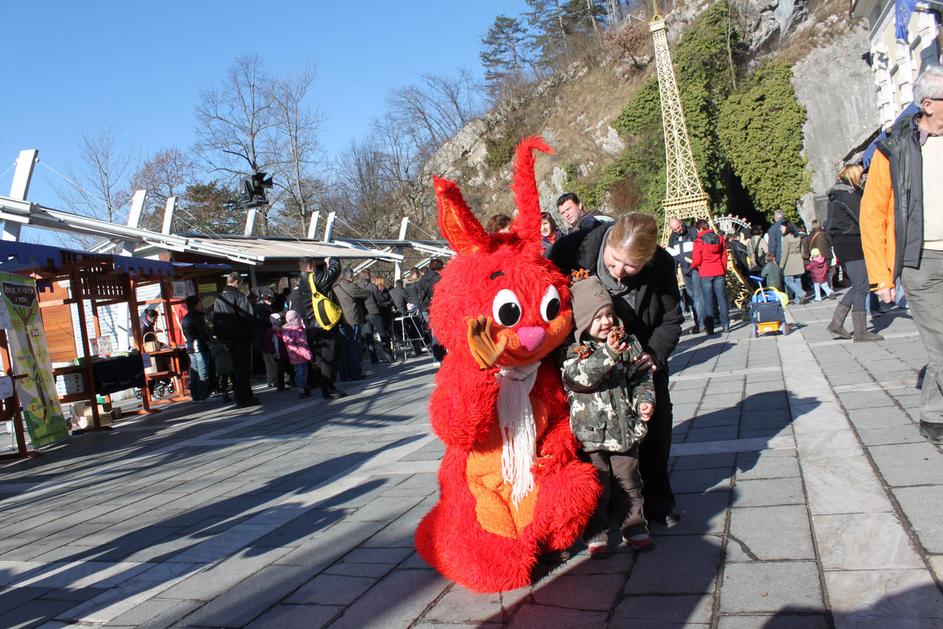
top-left (435, 176), bottom-right (489, 255)
top-left (511, 136), bottom-right (553, 246)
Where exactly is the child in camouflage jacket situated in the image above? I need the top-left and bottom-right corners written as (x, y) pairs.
top-left (561, 275), bottom-right (656, 557)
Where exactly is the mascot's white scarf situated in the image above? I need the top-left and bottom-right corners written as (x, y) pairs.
top-left (496, 363), bottom-right (541, 505)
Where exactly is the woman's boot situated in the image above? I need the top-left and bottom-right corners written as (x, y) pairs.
top-left (826, 302), bottom-right (853, 339)
top-left (852, 310), bottom-right (884, 342)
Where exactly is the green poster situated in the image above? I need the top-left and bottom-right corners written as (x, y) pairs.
top-left (0, 272), bottom-right (68, 447)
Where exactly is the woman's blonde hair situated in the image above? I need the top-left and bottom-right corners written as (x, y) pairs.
top-left (606, 213), bottom-right (659, 264)
top-left (838, 164), bottom-right (863, 188)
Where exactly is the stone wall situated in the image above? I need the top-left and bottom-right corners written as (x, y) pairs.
top-left (792, 26), bottom-right (880, 224)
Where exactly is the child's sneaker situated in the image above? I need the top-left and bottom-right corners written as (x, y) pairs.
top-left (624, 532), bottom-right (655, 552)
top-left (584, 533), bottom-right (609, 559)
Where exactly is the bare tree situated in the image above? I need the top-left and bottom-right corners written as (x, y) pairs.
top-left (52, 130), bottom-right (133, 247)
top-left (130, 147), bottom-right (196, 230)
top-left (386, 71), bottom-right (483, 162)
top-left (268, 65), bottom-right (324, 234)
top-left (194, 54), bottom-right (275, 232)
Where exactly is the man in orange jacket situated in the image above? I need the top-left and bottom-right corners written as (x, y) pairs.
top-left (861, 65), bottom-right (943, 445)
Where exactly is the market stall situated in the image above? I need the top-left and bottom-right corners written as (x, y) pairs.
top-left (0, 243), bottom-right (228, 454)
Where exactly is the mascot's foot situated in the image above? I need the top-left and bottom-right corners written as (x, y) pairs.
top-left (416, 503), bottom-right (537, 593)
top-left (533, 460), bottom-right (601, 552)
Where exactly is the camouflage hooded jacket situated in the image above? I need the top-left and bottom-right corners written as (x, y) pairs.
top-left (560, 334), bottom-right (655, 453)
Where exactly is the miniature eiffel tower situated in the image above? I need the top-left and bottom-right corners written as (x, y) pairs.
top-left (649, 4), bottom-right (750, 307)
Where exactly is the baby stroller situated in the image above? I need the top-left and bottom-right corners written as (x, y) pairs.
top-left (748, 276), bottom-right (789, 337)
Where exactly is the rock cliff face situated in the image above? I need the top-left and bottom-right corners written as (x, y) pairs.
top-left (793, 26), bottom-right (880, 224)
top-left (424, 0), bottom-right (868, 226)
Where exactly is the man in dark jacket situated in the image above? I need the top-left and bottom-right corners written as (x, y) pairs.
top-left (556, 192), bottom-right (614, 234)
top-left (213, 272), bottom-right (259, 407)
top-left (667, 218), bottom-right (702, 333)
top-left (290, 256), bottom-right (345, 398)
top-left (182, 296), bottom-right (214, 402)
top-left (767, 210), bottom-right (786, 263)
top-left (332, 267), bottom-right (370, 378)
top-left (359, 271), bottom-right (391, 363)
top-left (861, 65), bottom-right (943, 444)
top-left (418, 259), bottom-right (446, 362)
top-left (389, 279), bottom-right (408, 315)
top-left (550, 219), bottom-right (684, 526)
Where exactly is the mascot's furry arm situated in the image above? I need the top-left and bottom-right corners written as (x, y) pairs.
top-left (415, 137), bottom-right (600, 593)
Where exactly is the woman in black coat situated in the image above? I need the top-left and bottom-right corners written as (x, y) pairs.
top-left (550, 213), bottom-right (684, 525)
top-left (825, 164), bottom-right (883, 342)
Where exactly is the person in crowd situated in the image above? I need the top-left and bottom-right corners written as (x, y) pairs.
top-left (264, 313), bottom-right (291, 391)
top-left (861, 65), bottom-right (943, 444)
top-left (767, 210), bottom-right (786, 263)
top-left (805, 248), bottom-right (833, 301)
top-left (278, 310), bottom-right (313, 397)
top-left (748, 224), bottom-right (770, 278)
top-left (140, 308), bottom-right (159, 337)
top-left (404, 267), bottom-right (423, 314)
top-left (692, 220), bottom-right (730, 334)
top-left (729, 230), bottom-right (752, 278)
top-left (561, 275), bottom-right (655, 557)
top-left (540, 211), bottom-right (563, 256)
top-left (290, 257), bottom-right (346, 399)
top-left (807, 219), bottom-right (834, 286)
top-left (550, 212), bottom-right (683, 527)
top-left (254, 289), bottom-right (277, 387)
top-left (666, 217), bottom-right (702, 334)
top-left (779, 222), bottom-right (807, 304)
top-left (360, 271), bottom-right (392, 363)
top-left (181, 296), bottom-right (213, 403)
top-left (333, 267), bottom-right (370, 377)
top-left (556, 192), bottom-right (614, 234)
top-left (389, 278), bottom-right (408, 315)
top-left (212, 272), bottom-right (259, 408)
top-left (373, 276), bottom-right (396, 358)
top-left (761, 253), bottom-right (784, 292)
top-left (485, 213), bottom-right (513, 233)
top-left (208, 334), bottom-right (234, 403)
top-left (419, 259), bottom-right (446, 362)
top-left (826, 163), bottom-right (883, 341)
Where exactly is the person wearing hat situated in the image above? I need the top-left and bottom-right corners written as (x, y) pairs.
top-left (560, 275), bottom-right (656, 558)
top-left (804, 247), bottom-right (833, 302)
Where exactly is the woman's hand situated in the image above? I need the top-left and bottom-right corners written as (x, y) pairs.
top-left (634, 352), bottom-right (658, 374)
top-left (639, 402), bottom-right (654, 422)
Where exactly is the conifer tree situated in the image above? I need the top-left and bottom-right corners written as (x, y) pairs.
top-left (480, 15), bottom-right (530, 100)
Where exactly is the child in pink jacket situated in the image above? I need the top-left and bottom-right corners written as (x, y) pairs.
top-left (805, 247), bottom-right (833, 302)
top-left (278, 310), bottom-right (313, 397)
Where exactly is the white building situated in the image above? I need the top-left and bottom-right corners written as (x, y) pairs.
top-left (852, 0), bottom-right (942, 129)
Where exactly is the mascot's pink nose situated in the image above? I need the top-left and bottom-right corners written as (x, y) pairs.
top-left (517, 326), bottom-right (546, 352)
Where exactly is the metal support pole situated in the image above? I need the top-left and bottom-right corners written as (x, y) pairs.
top-left (322, 212), bottom-right (336, 243)
top-left (2, 149), bottom-right (38, 241)
top-left (395, 217), bottom-right (409, 281)
top-left (306, 211), bottom-right (320, 240)
top-left (244, 208), bottom-right (257, 237)
top-left (120, 189), bottom-right (147, 257)
top-left (161, 196), bottom-right (176, 235)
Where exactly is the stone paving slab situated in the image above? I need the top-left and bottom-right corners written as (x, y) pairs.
top-left (0, 305), bottom-right (941, 627)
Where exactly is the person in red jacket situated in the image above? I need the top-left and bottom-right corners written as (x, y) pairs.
top-left (691, 220), bottom-right (730, 334)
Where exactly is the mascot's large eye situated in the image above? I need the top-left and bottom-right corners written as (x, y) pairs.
top-left (540, 286), bottom-right (561, 322)
top-left (492, 289), bottom-right (522, 327)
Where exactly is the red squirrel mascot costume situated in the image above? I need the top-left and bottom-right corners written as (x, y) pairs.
top-left (415, 137), bottom-right (601, 592)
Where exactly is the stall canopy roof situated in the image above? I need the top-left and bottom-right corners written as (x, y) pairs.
top-left (0, 242), bottom-right (230, 280)
top-left (134, 236), bottom-right (407, 263)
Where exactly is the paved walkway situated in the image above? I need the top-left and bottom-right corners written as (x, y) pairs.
top-left (0, 297), bottom-right (941, 628)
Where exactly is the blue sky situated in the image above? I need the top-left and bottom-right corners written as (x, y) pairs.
top-left (0, 1), bottom-right (527, 242)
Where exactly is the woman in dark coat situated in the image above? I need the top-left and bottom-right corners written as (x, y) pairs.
top-left (550, 213), bottom-right (684, 526)
top-left (825, 164), bottom-right (883, 341)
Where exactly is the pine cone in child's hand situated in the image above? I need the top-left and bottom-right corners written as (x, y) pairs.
top-left (611, 327), bottom-right (626, 343)
top-left (570, 268), bottom-right (591, 284)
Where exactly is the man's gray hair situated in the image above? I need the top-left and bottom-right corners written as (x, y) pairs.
top-left (914, 65), bottom-right (943, 105)
top-left (774, 210), bottom-right (785, 221)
